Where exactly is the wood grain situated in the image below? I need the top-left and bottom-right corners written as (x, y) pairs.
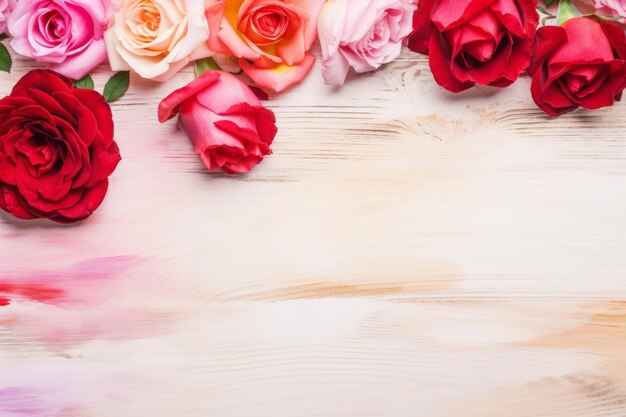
top-left (1, 49), bottom-right (626, 417)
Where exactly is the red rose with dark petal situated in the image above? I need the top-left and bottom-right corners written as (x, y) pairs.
top-left (409, 0), bottom-right (539, 92)
top-left (529, 17), bottom-right (626, 116)
top-left (0, 70), bottom-right (121, 223)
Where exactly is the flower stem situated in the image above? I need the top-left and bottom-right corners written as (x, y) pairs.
top-left (195, 58), bottom-right (221, 78)
top-left (557, 0), bottom-right (581, 25)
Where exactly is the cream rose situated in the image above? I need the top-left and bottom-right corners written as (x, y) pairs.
top-left (104, 0), bottom-right (212, 81)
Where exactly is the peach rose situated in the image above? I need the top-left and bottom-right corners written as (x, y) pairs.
top-left (104, 0), bottom-right (213, 81)
top-left (205, 0), bottom-right (325, 92)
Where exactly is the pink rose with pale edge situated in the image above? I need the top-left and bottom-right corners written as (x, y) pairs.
top-left (105, 0), bottom-right (212, 81)
top-left (0, 0), bottom-right (16, 34)
top-left (205, 0), bottom-right (325, 92)
top-left (159, 71), bottom-right (277, 174)
top-left (318, 0), bottom-right (415, 86)
top-left (7, 0), bottom-right (109, 80)
top-left (588, 0), bottom-right (626, 21)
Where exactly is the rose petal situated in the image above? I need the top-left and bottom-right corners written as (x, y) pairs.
top-left (239, 52), bottom-right (316, 92)
top-left (158, 71), bottom-right (222, 123)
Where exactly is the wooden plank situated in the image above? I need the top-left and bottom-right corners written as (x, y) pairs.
top-left (1, 50), bottom-right (625, 417)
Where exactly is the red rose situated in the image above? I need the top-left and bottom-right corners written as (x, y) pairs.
top-left (409, 0), bottom-right (539, 92)
top-left (0, 70), bottom-right (121, 223)
top-left (529, 17), bottom-right (626, 116)
top-left (158, 71), bottom-right (277, 174)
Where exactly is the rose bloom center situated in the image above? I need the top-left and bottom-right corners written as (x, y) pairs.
top-left (15, 128), bottom-right (63, 175)
top-left (250, 7), bottom-right (288, 43)
top-left (34, 8), bottom-right (69, 45)
top-left (126, 0), bottom-right (162, 42)
top-left (448, 11), bottom-right (507, 66)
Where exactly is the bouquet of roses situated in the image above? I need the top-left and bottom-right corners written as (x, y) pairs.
top-left (0, 0), bottom-right (624, 224)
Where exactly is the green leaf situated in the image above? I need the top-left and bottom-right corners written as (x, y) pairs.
top-left (537, 6), bottom-right (556, 25)
top-left (103, 71), bottom-right (130, 103)
top-left (542, 0), bottom-right (557, 6)
top-left (74, 74), bottom-right (95, 90)
top-left (0, 43), bottom-right (11, 73)
top-left (195, 57), bottom-right (221, 78)
top-left (557, 0), bottom-right (581, 25)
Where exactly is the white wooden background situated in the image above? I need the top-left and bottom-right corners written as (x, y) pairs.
top-left (1, 48), bottom-right (626, 417)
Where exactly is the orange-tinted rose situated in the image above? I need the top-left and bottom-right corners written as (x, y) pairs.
top-left (205, 0), bottom-right (325, 92)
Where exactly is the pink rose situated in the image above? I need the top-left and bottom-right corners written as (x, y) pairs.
top-left (0, 0), bottom-right (16, 34)
top-left (7, 0), bottom-right (109, 80)
top-left (589, 0), bottom-right (626, 21)
top-left (318, 0), bottom-right (415, 86)
top-left (158, 71), bottom-right (278, 174)
top-left (205, 0), bottom-right (325, 92)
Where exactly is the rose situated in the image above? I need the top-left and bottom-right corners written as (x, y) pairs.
top-left (319, 0), bottom-right (415, 86)
top-left (159, 71), bottom-right (277, 174)
top-left (7, 0), bottom-right (110, 80)
top-left (205, 0), bottom-right (325, 92)
top-left (408, 0), bottom-right (539, 92)
top-left (105, 0), bottom-right (212, 81)
top-left (318, 0), bottom-right (415, 86)
top-left (587, 0), bottom-right (626, 21)
top-left (0, 0), bottom-right (15, 34)
top-left (158, 71), bottom-right (277, 173)
top-left (529, 17), bottom-right (626, 116)
top-left (0, 70), bottom-right (121, 223)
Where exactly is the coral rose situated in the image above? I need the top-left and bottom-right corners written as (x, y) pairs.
top-left (205, 0), bottom-right (325, 92)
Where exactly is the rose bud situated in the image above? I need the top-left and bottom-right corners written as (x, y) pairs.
top-left (318, 0), bottom-right (415, 86)
top-left (0, 70), bottom-right (121, 223)
top-left (409, 0), bottom-right (539, 92)
top-left (158, 71), bottom-right (278, 174)
top-left (529, 17), bottom-right (626, 116)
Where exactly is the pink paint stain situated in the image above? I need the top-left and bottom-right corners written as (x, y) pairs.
top-left (0, 284), bottom-right (64, 307)
top-left (0, 387), bottom-right (53, 416)
top-left (0, 255), bottom-right (175, 349)
top-left (0, 256), bottom-right (138, 308)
